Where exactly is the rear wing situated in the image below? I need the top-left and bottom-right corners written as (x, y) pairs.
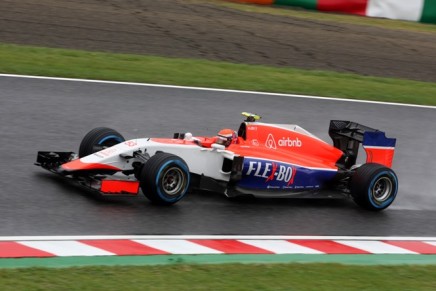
top-left (328, 120), bottom-right (396, 168)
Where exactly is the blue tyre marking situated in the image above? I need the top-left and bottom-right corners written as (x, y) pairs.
top-left (98, 135), bottom-right (123, 145)
top-left (155, 160), bottom-right (190, 203)
top-left (367, 170), bottom-right (398, 209)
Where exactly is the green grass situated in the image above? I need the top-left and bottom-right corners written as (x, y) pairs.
top-left (211, 0), bottom-right (436, 33)
top-left (1, 43), bottom-right (436, 106)
top-left (1, 263), bottom-right (436, 290)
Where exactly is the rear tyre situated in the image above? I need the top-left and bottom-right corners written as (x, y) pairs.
top-left (350, 163), bottom-right (398, 211)
top-left (139, 153), bottom-right (190, 205)
top-left (79, 127), bottom-right (125, 158)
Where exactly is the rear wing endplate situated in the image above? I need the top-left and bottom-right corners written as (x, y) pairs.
top-left (329, 120), bottom-right (396, 168)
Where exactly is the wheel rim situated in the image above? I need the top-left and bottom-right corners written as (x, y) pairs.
top-left (161, 167), bottom-right (186, 196)
top-left (371, 176), bottom-right (393, 204)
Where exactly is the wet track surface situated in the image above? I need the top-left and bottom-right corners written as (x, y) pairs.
top-left (1, 76), bottom-right (436, 236)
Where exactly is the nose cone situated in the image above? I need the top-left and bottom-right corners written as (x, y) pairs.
top-left (61, 158), bottom-right (121, 172)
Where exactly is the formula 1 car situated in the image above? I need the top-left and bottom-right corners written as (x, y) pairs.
top-left (35, 112), bottom-right (398, 211)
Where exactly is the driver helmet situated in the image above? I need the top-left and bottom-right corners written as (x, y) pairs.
top-left (217, 128), bottom-right (238, 147)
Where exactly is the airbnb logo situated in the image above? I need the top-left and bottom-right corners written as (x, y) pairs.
top-left (264, 134), bottom-right (302, 149)
top-left (278, 137), bottom-right (302, 147)
top-left (265, 134), bottom-right (277, 149)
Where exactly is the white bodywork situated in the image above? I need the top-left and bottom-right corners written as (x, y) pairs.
top-left (80, 138), bottom-right (236, 182)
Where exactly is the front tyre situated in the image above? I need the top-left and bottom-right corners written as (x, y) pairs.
top-left (139, 153), bottom-right (190, 205)
top-left (350, 163), bottom-right (398, 211)
top-left (79, 127), bottom-right (125, 158)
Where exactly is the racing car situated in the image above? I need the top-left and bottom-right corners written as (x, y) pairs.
top-left (35, 112), bottom-right (398, 211)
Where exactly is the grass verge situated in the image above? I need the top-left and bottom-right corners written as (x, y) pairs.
top-left (1, 263), bottom-right (436, 290)
top-left (1, 43), bottom-right (435, 106)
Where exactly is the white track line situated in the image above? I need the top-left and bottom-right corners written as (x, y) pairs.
top-left (1, 74), bottom-right (435, 110)
top-left (1, 235), bottom-right (436, 241)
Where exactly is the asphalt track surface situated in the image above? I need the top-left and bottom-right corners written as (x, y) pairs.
top-left (1, 75), bottom-right (436, 236)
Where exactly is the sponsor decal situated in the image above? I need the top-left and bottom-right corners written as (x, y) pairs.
top-left (265, 134), bottom-right (302, 149)
top-left (245, 160), bottom-right (296, 186)
top-left (239, 158), bottom-right (337, 190)
top-left (99, 147), bottom-right (117, 157)
top-left (251, 139), bottom-right (259, 146)
top-left (124, 140), bottom-right (137, 147)
top-left (265, 134), bottom-right (277, 149)
top-left (278, 137), bottom-right (302, 147)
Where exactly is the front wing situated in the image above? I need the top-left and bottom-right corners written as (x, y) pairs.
top-left (35, 151), bottom-right (140, 196)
